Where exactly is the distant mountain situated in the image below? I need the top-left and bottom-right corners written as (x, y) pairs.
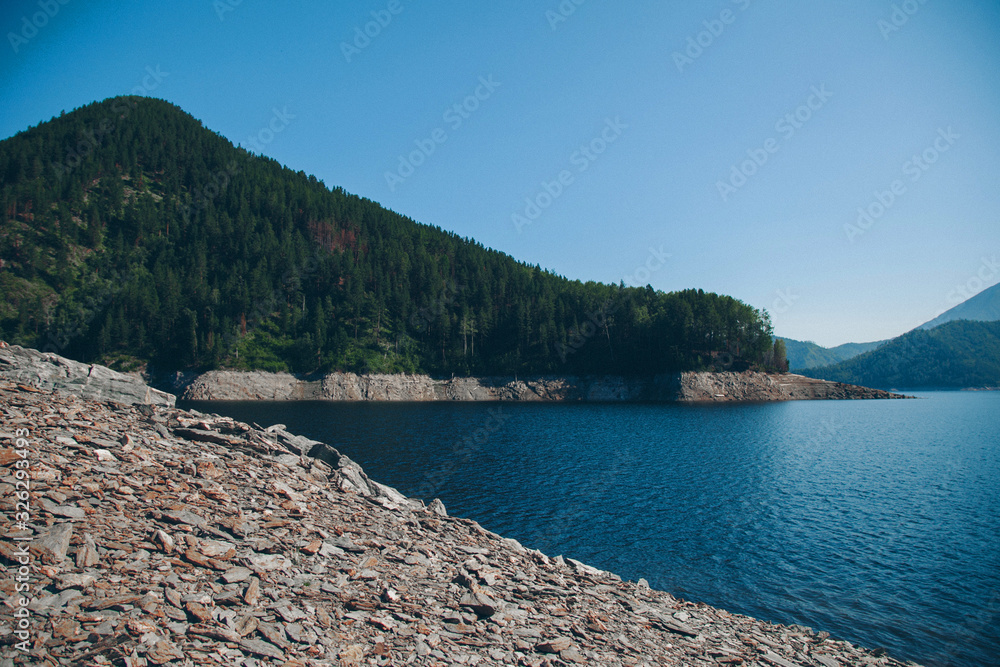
top-left (784, 275), bottom-right (999, 381)
top-left (779, 337), bottom-right (886, 370)
top-left (801, 320), bottom-right (1000, 389)
top-left (917, 282), bottom-right (1000, 330)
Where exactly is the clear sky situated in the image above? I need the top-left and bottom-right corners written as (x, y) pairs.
top-left (2, 0), bottom-right (998, 347)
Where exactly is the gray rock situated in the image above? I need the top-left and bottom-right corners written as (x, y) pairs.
top-left (459, 591), bottom-right (497, 618)
top-left (29, 589), bottom-right (82, 614)
top-left (0, 345), bottom-right (174, 406)
top-left (181, 370), bottom-right (317, 401)
top-left (172, 428), bottom-right (235, 445)
top-left (536, 637), bottom-right (574, 653)
top-left (239, 638), bottom-right (284, 660)
top-left (159, 509), bottom-right (206, 527)
top-left (55, 573), bottom-right (96, 590)
top-left (306, 442), bottom-right (343, 468)
top-left (38, 498), bottom-right (88, 519)
top-left (273, 604), bottom-right (305, 623)
top-left (146, 641), bottom-right (184, 664)
top-left (328, 536), bottom-right (364, 553)
top-left (318, 542), bottom-right (345, 558)
top-left (222, 567), bottom-right (253, 584)
top-left (762, 652), bottom-right (806, 667)
top-left (428, 498), bottom-right (448, 516)
top-left (32, 522), bottom-right (74, 563)
top-left (178, 366), bottom-right (909, 403)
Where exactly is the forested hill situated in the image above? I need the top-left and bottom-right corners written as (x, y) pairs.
top-left (779, 337), bottom-right (886, 370)
top-left (0, 96), bottom-right (784, 376)
top-left (802, 320), bottom-right (1000, 389)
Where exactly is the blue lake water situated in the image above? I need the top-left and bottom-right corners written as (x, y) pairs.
top-left (184, 392), bottom-right (1000, 667)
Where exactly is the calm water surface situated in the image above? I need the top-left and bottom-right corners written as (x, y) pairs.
top-left (185, 392), bottom-right (1000, 667)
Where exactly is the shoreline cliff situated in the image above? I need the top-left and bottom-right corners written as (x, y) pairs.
top-left (0, 352), bottom-right (923, 666)
top-left (0, 344), bottom-right (910, 404)
top-left (174, 368), bottom-right (910, 403)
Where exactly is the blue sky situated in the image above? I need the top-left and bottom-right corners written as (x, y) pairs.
top-left (2, 0), bottom-right (998, 346)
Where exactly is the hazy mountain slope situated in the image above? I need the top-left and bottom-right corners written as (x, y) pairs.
top-left (779, 337), bottom-right (886, 370)
top-left (802, 320), bottom-right (1000, 389)
top-left (918, 282), bottom-right (1000, 330)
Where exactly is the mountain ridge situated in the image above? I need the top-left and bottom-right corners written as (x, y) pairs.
top-left (778, 337), bottom-right (886, 370)
top-left (917, 281), bottom-right (1000, 330)
top-left (801, 320), bottom-right (1000, 389)
top-left (0, 96), bottom-right (786, 377)
top-left (783, 279), bottom-right (999, 374)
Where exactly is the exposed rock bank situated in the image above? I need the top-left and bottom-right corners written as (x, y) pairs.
top-left (0, 377), bottom-right (922, 666)
top-left (178, 369), bottom-right (910, 402)
top-left (674, 372), bottom-right (909, 401)
top-left (0, 344), bottom-right (174, 407)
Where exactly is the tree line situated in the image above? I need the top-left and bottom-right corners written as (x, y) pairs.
top-left (0, 96), bottom-right (787, 376)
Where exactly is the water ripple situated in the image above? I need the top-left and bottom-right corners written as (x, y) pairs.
top-left (185, 392), bottom-right (1000, 667)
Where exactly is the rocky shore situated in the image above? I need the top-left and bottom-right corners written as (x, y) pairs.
top-left (0, 345), bottom-right (174, 408)
top-left (176, 369), bottom-right (909, 403)
top-left (0, 345), bottom-right (909, 404)
top-left (0, 353), bottom-right (923, 666)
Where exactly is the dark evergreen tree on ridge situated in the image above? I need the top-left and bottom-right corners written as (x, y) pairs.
top-left (0, 96), bottom-right (786, 376)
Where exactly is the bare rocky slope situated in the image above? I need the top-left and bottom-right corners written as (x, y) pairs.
top-left (0, 378), bottom-right (923, 666)
top-left (176, 369), bottom-right (909, 403)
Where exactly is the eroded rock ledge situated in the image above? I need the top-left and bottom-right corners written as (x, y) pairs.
top-left (0, 343), bottom-right (907, 404)
top-left (0, 380), bottom-right (921, 666)
top-left (178, 368), bottom-right (910, 402)
top-left (0, 344), bottom-right (174, 407)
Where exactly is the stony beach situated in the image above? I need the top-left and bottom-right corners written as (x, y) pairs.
top-left (0, 349), bottom-right (923, 666)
